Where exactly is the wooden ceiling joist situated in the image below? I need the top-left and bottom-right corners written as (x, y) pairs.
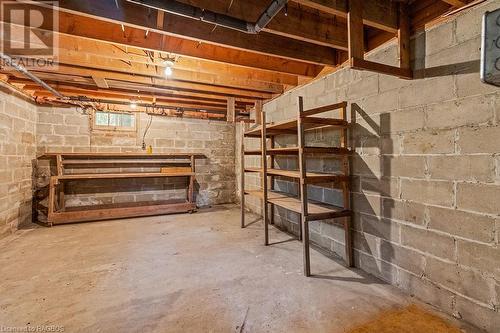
top-left (51, 35), bottom-right (300, 85)
top-left (92, 76), bottom-right (109, 89)
top-left (293, 0), bottom-right (398, 33)
top-left (0, 12), bottom-right (322, 78)
top-left (6, 67), bottom-right (274, 99)
top-left (15, 80), bottom-right (256, 106)
top-left (53, 1), bottom-right (339, 66)
top-left (147, 0), bottom-right (349, 50)
top-left (441, 0), bottom-right (468, 7)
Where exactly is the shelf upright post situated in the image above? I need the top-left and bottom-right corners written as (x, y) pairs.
top-left (188, 154), bottom-right (195, 208)
top-left (261, 111), bottom-right (269, 245)
top-left (340, 104), bottom-right (353, 267)
top-left (297, 96), bottom-right (311, 276)
top-left (240, 121), bottom-right (246, 228)
top-left (270, 134), bottom-right (275, 226)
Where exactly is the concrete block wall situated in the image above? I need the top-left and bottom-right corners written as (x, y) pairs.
top-left (0, 87), bottom-right (37, 238)
top-left (238, 1), bottom-right (500, 331)
top-left (36, 107), bottom-right (236, 209)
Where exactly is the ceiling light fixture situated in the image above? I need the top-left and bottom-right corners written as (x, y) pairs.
top-left (130, 100), bottom-right (138, 109)
top-left (164, 60), bottom-right (175, 77)
top-left (164, 66), bottom-right (173, 76)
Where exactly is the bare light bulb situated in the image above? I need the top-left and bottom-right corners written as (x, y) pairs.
top-left (165, 66), bottom-right (173, 76)
top-left (130, 101), bottom-right (138, 109)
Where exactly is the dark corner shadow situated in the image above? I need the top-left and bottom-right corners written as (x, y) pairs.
top-left (414, 60), bottom-right (480, 79)
top-left (348, 102), bottom-right (396, 280)
top-left (351, 103), bottom-right (380, 135)
top-left (310, 272), bottom-right (386, 285)
top-left (412, 30), bottom-right (480, 79)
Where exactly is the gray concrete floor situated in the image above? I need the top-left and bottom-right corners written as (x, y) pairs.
top-left (0, 205), bottom-right (472, 332)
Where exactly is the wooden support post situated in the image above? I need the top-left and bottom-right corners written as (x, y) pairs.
top-left (348, 0), bottom-right (364, 63)
top-left (188, 155), bottom-right (195, 208)
top-left (261, 111), bottom-right (269, 246)
top-left (342, 155), bottom-right (353, 267)
top-left (227, 97), bottom-right (236, 123)
top-left (270, 136), bottom-right (275, 226)
top-left (47, 177), bottom-right (56, 227)
top-left (255, 100), bottom-right (263, 125)
top-left (342, 104), bottom-right (353, 267)
top-left (240, 121), bottom-right (246, 228)
top-left (341, 104), bottom-right (348, 149)
top-left (297, 96), bottom-right (311, 276)
top-left (398, 2), bottom-right (411, 71)
top-left (55, 155), bottom-right (65, 211)
top-left (56, 155), bottom-right (63, 176)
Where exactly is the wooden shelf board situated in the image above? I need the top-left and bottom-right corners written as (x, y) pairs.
top-left (246, 190), bottom-right (350, 220)
top-left (56, 172), bottom-right (194, 180)
top-left (244, 117), bottom-right (348, 137)
top-left (244, 147), bottom-right (351, 155)
top-left (40, 152), bottom-right (206, 159)
top-left (49, 200), bottom-right (196, 224)
top-left (244, 190), bottom-right (290, 200)
top-left (244, 168), bottom-right (348, 183)
top-left (62, 159), bottom-right (191, 165)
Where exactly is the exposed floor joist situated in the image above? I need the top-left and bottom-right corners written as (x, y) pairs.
top-left (53, 1), bottom-right (340, 66)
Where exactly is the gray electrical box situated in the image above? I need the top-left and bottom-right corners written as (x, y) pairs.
top-left (481, 8), bottom-right (500, 86)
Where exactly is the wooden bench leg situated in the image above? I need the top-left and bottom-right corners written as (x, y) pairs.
top-left (345, 216), bottom-right (354, 267)
top-left (47, 177), bottom-right (56, 227)
top-left (302, 217), bottom-right (311, 277)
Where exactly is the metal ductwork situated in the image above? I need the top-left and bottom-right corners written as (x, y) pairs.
top-left (126, 0), bottom-right (288, 34)
top-left (0, 52), bottom-right (65, 99)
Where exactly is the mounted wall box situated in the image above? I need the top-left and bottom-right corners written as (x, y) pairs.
top-left (481, 8), bottom-right (500, 86)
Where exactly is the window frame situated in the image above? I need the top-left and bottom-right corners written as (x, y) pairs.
top-left (91, 110), bottom-right (137, 132)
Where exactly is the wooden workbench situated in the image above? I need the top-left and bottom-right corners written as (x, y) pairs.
top-left (37, 152), bottom-right (205, 225)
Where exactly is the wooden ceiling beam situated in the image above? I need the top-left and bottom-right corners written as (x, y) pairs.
top-left (42, 52), bottom-right (285, 93)
top-left (0, 12), bottom-right (321, 78)
top-left (6, 66), bottom-right (273, 99)
top-left (29, 87), bottom-right (249, 111)
top-left (293, 0), bottom-right (398, 33)
top-left (92, 76), bottom-right (109, 89)
top-left (440, 0), bottom-right (467, 7)
top-left (33, 64), bottom-right (275, 97)
top-left (159, 0), bottom-right (348, 49)
top-left (53, 0), bottom-right (338, 66)
top-left (33, 90), bottom-right (235, 112)
top-left (15, 80), bottom-right (257, 105)
top-left (6, 32), bottom-right (299, 86)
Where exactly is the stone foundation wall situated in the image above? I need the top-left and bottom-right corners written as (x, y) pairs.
top-left (0, 87), bottom-right (37, 238)
top-left (36, 107), bottom-right (236, 210)
top-left (237, 1), bottom-right (500, 331)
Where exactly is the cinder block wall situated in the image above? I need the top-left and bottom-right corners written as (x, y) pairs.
top-left (36, 107), bottom-right (236, 209)
top-left (0, 87), bottom-right (37, 238)
top-left (238, 1), bottom-right (499, 331)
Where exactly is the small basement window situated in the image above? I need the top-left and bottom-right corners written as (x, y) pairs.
top-left (94, 111), bottom-right (136, 131)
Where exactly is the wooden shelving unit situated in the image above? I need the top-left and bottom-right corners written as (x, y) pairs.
top-left (37, 153), bottom-right (205, 225)
top-left (240, 98), bottom-right (352, 277)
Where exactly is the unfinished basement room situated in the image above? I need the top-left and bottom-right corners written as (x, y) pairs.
top-left (0, 0), bottom-right (499, 332)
